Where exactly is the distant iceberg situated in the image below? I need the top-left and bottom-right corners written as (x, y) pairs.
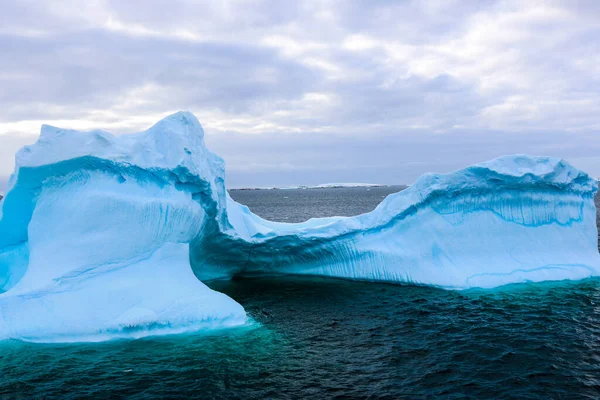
top-left (1, 111), bottom-right (599, 342)
top-left (232, 183), bottom-right (388, 190)
top-left (280, 183), bottom-right (387, 190)
top-left (312, 182), bottom-right (386, 188)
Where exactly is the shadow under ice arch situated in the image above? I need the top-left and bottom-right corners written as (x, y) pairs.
top-left (0, 111), bottom-right (598, 342)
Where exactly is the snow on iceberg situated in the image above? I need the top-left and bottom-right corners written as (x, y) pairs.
top-left (1, 111), bottom-right (599, 341)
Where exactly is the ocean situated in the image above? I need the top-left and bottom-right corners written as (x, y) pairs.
top-left (1, 187), bottom-right (600, 399)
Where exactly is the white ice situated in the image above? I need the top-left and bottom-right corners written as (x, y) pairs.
top-left (1, 111), bottom-right (599, 342)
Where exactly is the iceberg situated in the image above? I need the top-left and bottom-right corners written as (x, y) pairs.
top-left (0, 113), bottom-right (246, 342)
top-left (1, 111), bottom-right (599, 341)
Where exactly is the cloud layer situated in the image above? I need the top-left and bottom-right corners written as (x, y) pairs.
top-left (1, 0), bottom-right (599, 188)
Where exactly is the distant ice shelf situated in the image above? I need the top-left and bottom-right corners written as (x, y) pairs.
top-left (231, 182), bottom-right (391, 190)
top-left (282, 183), bottom-right (387, 189)
top-left (1, 111), bottom-right (599, 342)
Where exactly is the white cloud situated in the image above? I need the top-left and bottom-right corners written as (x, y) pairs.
top-left (0, 0), bottom-right (599, 186)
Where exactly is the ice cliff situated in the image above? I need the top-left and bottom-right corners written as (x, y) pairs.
top-left (1, 112), bottom-right (599, 342)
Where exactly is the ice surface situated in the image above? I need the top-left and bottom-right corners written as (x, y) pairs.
top-left (204, 155), bottom-right (600, 289)
top-left (1, 111), bottom-right (599, 342)
top-left (0, 113), bottom-right (244, 342)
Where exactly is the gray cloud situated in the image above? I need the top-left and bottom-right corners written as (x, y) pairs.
top-left (0, 0), bottom-right (599, 188)
top-left (208, 128), bottom-right (600, 188)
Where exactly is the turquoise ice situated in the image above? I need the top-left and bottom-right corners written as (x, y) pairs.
top-left (1, 112), bottom-right (599, 342)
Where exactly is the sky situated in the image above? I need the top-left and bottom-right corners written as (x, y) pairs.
top-left (1, 0), bottom-right (599, 189)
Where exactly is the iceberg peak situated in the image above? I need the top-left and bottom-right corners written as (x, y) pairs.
top-left (142, 111), bottom-right (205, 143)
top-left (16, 112), bottom-right (207, 172)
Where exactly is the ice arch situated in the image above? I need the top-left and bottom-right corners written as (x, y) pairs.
top-left (0, 112), bottom-right (598, 341)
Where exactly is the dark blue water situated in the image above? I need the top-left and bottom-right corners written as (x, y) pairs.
top-left (229, 186), bottom-right (407, 223)
top-left (2, 187), bottom-right (600, 399)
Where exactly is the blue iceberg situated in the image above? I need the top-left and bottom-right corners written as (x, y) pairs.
top-left (1, 111), bottom-right (599, 342)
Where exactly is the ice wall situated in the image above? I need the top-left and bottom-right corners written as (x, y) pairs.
top-left (209, 156), bottom-right (600, 289)
top-left (1, 111), bottom-right (598, 341)
top-left (0, 113), bottom-right (245, 342)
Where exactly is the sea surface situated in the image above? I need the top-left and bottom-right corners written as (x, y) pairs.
top-left (229, 186), bottom-right (406, 223)
top-left (2, 187), bottom-right (600, 399)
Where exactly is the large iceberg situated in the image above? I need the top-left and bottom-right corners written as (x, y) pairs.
top-left (1, 111), bottom-right (599, 341)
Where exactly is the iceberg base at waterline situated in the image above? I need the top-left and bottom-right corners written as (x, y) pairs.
top-left (0, 243), bottom-right (246, 342)
top-left (0, 111), bottom-right (599, 342)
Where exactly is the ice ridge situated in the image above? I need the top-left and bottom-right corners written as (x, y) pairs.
top-left (0, 111), bottom-right (598, 342)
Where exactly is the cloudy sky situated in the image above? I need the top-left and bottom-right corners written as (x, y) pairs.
top-left (1, 0), bottom-right (599, 189)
